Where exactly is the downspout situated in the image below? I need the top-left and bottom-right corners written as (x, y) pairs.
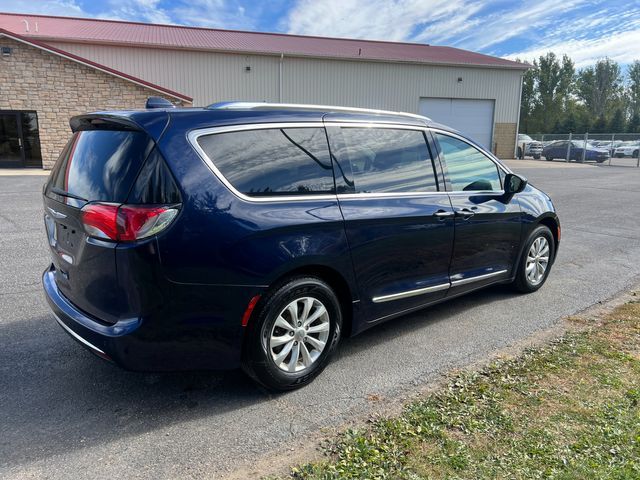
top-left (514, 73), bottom-right (524, 159)
top-left (279, 53), bottom-right (284, 102)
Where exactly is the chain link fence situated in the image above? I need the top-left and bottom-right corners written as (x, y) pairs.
top-left (520, 133), bottom-right (640, 167)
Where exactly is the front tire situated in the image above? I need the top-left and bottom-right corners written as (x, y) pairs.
top-left (511, 225), bottom-right (555, 293)
top-left (242, 276), bottom-right (342, 391)
top-left (545, 156), bottom-right (553, 161)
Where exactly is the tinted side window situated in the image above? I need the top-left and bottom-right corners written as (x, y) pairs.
top-left (337, 128), bottom-right (437, 193)
top-left (197, 128), bottom-right (334, 196)
top-left (435, 134), bottom-right (501, 191)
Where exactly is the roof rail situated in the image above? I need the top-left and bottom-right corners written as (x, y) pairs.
top-left (208, 101), bottom-right (430, 121)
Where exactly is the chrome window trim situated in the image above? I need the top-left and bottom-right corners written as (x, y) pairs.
top-left (372, 282), bottom-right (450, 303)
top-left (188, 121), bottom-right (440, 203)
top-left (337, 191), bottom-right (447, 200)
top-left (188, 122), bottom-right (336, 203)
top-left (187, 122), bottom-right (512, 204)
top-left (450, 269), bottom-right (508, 287)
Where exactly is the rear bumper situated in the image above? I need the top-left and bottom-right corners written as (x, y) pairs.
top-left (44, 266), bottom-right (143, 366)
top-left (43, 265), bottom-right (250, 371)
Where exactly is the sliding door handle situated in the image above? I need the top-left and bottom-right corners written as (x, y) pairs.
top-left (455, 208), bottom-right (476, 219)
top-left (434, 210), bottom-right (455, 220)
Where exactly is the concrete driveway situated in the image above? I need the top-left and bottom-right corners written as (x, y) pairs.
top-left (1, 162), bottom-right (640, 479)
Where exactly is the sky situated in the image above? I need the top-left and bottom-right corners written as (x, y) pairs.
top-left (2, 0), bottom-right (639, 67)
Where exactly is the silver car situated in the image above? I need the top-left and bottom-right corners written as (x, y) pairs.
top-left (517, 134), bottom-right (543, 159)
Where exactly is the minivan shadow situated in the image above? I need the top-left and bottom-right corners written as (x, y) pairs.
top-left (0, 284), bottom-right (515, 469)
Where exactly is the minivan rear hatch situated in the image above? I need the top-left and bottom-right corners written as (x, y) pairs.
top-left (44, 125), bottom-right (154, 324)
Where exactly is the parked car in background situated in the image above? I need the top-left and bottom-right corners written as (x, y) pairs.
top-left (542, 140), bottom-right (610, 163)
top-left (42, 100), bottom-right (560, 391)
top-left (614, 141), bottom-right (640, 158)
top-left (517, 134), bottom-right (543, 159)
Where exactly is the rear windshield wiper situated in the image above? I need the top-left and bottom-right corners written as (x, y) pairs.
top-left (50, 187), bottom-right (88, 202)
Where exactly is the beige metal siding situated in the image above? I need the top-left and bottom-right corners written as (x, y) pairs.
top-left (282, 57), bottom-right (521, 122)
top-left (49, 42), bottom-right (280, 105)
top-left (47, 42), bottom-right (522, 122)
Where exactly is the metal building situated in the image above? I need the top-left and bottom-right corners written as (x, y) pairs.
top-left (0, 12), bottom-right (528, 168)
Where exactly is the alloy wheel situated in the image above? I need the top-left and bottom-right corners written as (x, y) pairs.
top-left (269, 297), bottom-right (330, 373)
top-left (526, 236), bottom-right (550, 285)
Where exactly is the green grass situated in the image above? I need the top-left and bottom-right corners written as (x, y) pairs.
top-left (284, 298), bottom-right (640, 480)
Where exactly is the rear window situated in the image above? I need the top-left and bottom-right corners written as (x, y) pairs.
top-left (196, 127), bottom-right (334, 197)
top-left (47, 130), bottom-right (153, 205)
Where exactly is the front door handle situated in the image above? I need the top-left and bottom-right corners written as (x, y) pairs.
top-left (456, 208), bottom-right (476, 219)
top-left (434, 210), bottom-right (455, 220)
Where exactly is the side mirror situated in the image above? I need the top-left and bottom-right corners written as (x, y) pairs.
top-left (504, 173), bottom-right (527, 194)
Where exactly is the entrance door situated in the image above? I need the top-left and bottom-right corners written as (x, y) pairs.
top-left (0, 111), bottom-right (43, 168)
top-left (0, 113), bottom-right (22, 167)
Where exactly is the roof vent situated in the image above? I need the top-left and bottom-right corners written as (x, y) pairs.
top-left (145, 97), bottom-right (175, 109)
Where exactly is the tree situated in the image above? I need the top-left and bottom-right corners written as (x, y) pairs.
top-left (592, 115), bottom-right (607, 133)
top-left (562, 109), bottom-right (578, 133)
top-left (609, 108), bottom-right (626, 133)
top-left (629, 112), bottom-right (640, 133)
top-left (519, 61), bottom-right (537, 133)
top-left (628, 61), bottom-right (640, 119)
top-left (536, 53), bottom-right (575, 132)
top-left (577, 58), bottom-right (623, 120)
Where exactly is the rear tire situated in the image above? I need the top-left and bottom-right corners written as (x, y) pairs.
top-left (533, 154), bottom-right (541, 160)
top-left (242, 276), bottom-right (342, 391)
top-left (545, 156), bottom-right (553, 161)
top-left (511, 225), bottom-right (555, 293)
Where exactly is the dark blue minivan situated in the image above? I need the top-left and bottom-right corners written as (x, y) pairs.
top-left (42, 101), bottom-right (560, 390)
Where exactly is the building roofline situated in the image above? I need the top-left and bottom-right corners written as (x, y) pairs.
top-left (0, 11), bottom-right (531, 70)
top-left (0, 11), bottom-right (483, 49)
top-left (0, 27), bottom-right (193, 102)
top-left (38, 37), bottom-right (531, 70)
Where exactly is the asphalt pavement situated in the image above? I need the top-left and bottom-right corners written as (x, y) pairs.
top-left (1, 161), bottom-right (640, 479)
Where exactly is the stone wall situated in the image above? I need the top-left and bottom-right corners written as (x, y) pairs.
top-left (0, 37), bottom-right (190, 169)
top-left (493, 123), bottom-right (517, 159)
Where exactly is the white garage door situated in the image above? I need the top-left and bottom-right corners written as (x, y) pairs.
top-left (419, 98), bottom-right (495, 149)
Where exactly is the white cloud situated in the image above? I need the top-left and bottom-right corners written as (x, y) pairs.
top-left (283, 0), bottom-right (640, 67)
top-left (171, 0), bottom-right (256, 29)
top-left (506, 29), bottom-right (640, 68)
top-left (285, 0), bottom-right (468, 42)
top-left (0, 0), bottom-right (86, 17)
top-left (98, 0), bottom-right (173, 24)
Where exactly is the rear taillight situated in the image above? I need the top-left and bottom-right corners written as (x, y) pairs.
top-left (81, 203), bottom-right (179, 242)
